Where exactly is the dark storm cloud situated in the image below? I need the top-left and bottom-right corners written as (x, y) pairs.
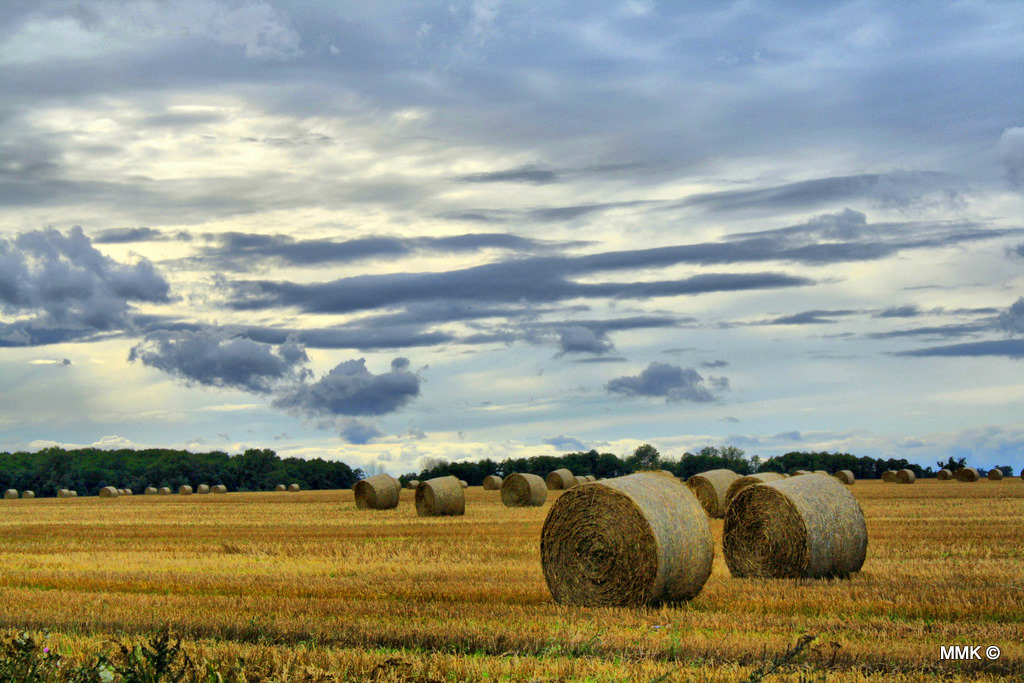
top-left (93, 227), bottom-right (190, 244)
top-left (605, 362), bottom-right (726, 403)
top-left (455, 164), bottom-right (559, 185)
top-left (894, 340), bottom-right (1024, 359)
top-left (128, 329), bottom-right (310, 393)
top-left (543, 435), bottom-right (588, 451)
top-left (338, 418), bottom-right (384, 445)
top-left (273, 357), bottom-right (421, 417)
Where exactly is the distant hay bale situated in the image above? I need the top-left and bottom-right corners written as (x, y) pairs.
top-left (158, 487), bottom-right (171, 495)
top-left (99, 486), bottom-right (119, 498)
top-left (117, 489), bottom-right (125, 495)
top-left (122, 489), bottom-right (133, 496)
top-left (835, 470), bottom-right (855, 485)
top-left (415, 476), bottom-right (465, 517)
top-left (482, 475), bottom-right (503, 490)
top-left (813, 470), bottom-right (830, 476)
top-left (724, 472), bottom-right (787, 508)
top-left (4, 489), bottom-right (18, 499)
top-left (987, 469), bottom-right (1004, 481)
top-left (685, 469), bottom-right (740, 518)
top-left (69, 491), bottom-right (78, 497)
top-left (406, 479), bottom-right (420, 490)
top-left (288, 483), bottom-right (300, 492)
top-left (144, 486), bottom-right (157, 495)
top-left (793, 470), bottom-right (811, 476)
top-left (540, 472), bottom-right (713, 607)
top-left (57, 489), bottom-right (70, 498)
top-left (212, 485), bottom-right (227, 494)
top-left (574, 475), bottom-right (589, 486)
top-left (937, 469), bottom-right (953, 481)
top-left (546, 468), bottom-right (576, 490)
top-left (197, 484), bottom-right (210, 494)
top-left (896, 469), bottom-right (915, 484)
top-left (276, 484), bottom-right (286, 491)
top-left (881, 470), bottom-right (897, 482)
top-left (22, 491), bottom-right (34, 499)
top-left (179, 485), bottom-right (193, 495)
top-left (723, 473), bottom-right (867, 579)
top-left (585, 475), bottom-right (597, 482)
top-left (659, 470), bottom-right (675, 478)
top-left (500, 473), bottom-right (547, 507)
top-left (458, 480), bottom-right (468, 489)
top-left (354, 473), bottom-right (400, 510)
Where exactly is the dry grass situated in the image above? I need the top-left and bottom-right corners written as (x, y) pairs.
top-left (0, 480), bottom-right (1021, 681)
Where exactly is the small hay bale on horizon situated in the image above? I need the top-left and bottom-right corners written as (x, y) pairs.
top-left (158, 487), bottom-right (171, 495)
top-left (212, 485), bottom-right (227, 494)
top-left (500, 473), bottom-right (547, 508)
top-left (483, 475), bottom-right (503, 490)
top-left (21, 491), bottom-right (34, 499)
top-left (4, 489), bottom-right (19, 499)
top-left (57, 489), bottom-right (70, 498)
top-left (573, 475), bottom-right (589, 486)
top-left (792, 470), bottom-right (811, 476)
top-left (276, 484), bottom-right (286, 492)
top-left (540, 472), bottom-right (713, 607)
top-left (881, 470), bottom-right (897, 482)
top-left (354, 473), bottom-right (400, 510)
top-left (415, 476), bottom-right (465, 516)
top-left (723, 473), bottom-right (867, 579)
top-left (956, 468), bottom-right (979, 482)
top-left (458, 480), bottom-right (469, 489)
top-left (724, 472), bottom-right (786, 508)
top-left (197, 484), bottom-right (210, 494)
top-left (68, 491), bottom-right (78, 497)
top-left (896, 469), bottom-right (915, 484)
top-left (988, 469), bottom-right (1004, 481)
top-left (685, 468), bottom-right (740, 518)
top-left (288, 483), bottom-right (300, 492)
top-left (937, 469), bottom-right (953, 481)
top-left (405, 479), bottom-right (420, 490)
top-left (835, 470), bottom-right (855, 485)
top-left (585, 475), bottom-right (597, 482)
top-left (99, 486), bottom-right (119, 498)
top-left (144, 486), bottom-right (157, 495)
top-left (179, 485), bottom-right (193, 495)
top-left (546, 468), bottom-right (576, 490)
top-left (813, 470), bottom-right (830, 476)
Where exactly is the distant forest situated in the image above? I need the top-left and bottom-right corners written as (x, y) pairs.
top-left (0, 445), bottom-right (1011, 497)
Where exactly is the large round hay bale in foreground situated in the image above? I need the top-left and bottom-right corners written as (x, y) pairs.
top-left (158, 487), bottom-right (171, 495)
top-left (835, 470), bottom-right (855, 485)
top-left (541, 472), bottom-right (712, 607)
top-left (686, 469), bottom-right (740, 518)
top-left (482, 475), bottom-right (503, 490)
top-left (724, 472), bottom-right (786, 508)
top-left (98, 486), bottom-right (119, 498)
top-left (21, 491), bottom-right (34, 499)
top-left (179, 485), bottom-right (193, 495)
top-left (415, 476), bottom-right (465, 516)
top-left (354, 473), bottom-right (400, 510)
top-left (405, 479), bottom-right (420, 490)
top-left (987, 469), bottom-right (1004, 481)
top-left (724, 473), bottom-right (867, 579)
top-left (197, 484), bottom-right (210, 494)
top-left (288, 483), bottom-right (300, 492)
top-left (4, 489), bottom-right (18, 499)
top-left (500, 473), bottom-right (547, 507)
top-left (896, 469), bottom-right (915, 484)
top-left (937, 469), bottom-right (953, 481)
top-left (212, 485), bottom-right (227, 494)
top-left (276, 484), bottom-right (287, 492)
top-left (881, 470), bottom-right (897, 482)
top-left (144, 486), bottom-right (157, 495)
top-left (546, 468), bottom-right (576, 490)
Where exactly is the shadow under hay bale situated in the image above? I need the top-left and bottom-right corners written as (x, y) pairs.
top-left (179, 485), bottom-right (193, 495)
top-left (415, 476), bottom-right (465, 517)
top-left (896, 469), bottom-right (915, 484)
top-left (686, 469), bottom-right (739, 518)
top-left (724, 472), bottom-right (786, 508)
top-left (546, 468), bottom-right (576, 490)
top-left (99, 486), bottom-right (119, 498)
top-left (835, 470), bottom-right (855, 485)
top-left (723, 473), bottom-right (867, 579)
top-left (988, 469), bottom-right (1004, 481)
top-left (540, 472), bottom-right (712, 607)
top-left (212, 485), bottom-right (227, 494)
top-left (957, 467), bottom-right (980, 482)
top-left (501, 473), bottom-right (547, 507)
top-left (483, 475), bottom-right (503, 490)
top-left (881, 470), bottom-right (897, 482)
top-left (937, 469), bottom-right (953, 481)
top-left (354, 473), bottom-right (400, 510)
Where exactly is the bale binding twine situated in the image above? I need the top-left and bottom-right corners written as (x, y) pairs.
top-left (354, 473), bottom-right (400, 510)
top-left (500, 473), bottom-right (547, 507)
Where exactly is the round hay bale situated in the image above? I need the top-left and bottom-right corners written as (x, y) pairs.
top-left (179, 485), bottom-right (193, 495)
top-left (98, 486), bottom-right (119, 498)
top-left (69, 491), bottom-right (78, 497)
top-left (585, 475), bottom-right (597, 482)
top-left (813, 470), bottom-right (830, 476)
top-left (212, 485), bottom-right (227, 494)
top-left (458, 480), bottom-right (469, 489)
top-left (354, 473), bottom-right (400, 510)
top-left (685, 469), bottom-right (740, 518)
top-left (500, 473), bottom-right (547, 507)
top-left (936, 469), bottom-right (953, 481)
top-left (21, 491), bottom-right (34, 499)
top-left (792, 470), bottom-right (811, 476)
top-left (197, 484), bottom-right (210, 494)
top-left (288, 483), bottom-right (300, 492)
top-left (123, 489), bottom-right (133, 496)
top-left (724, 472), bottom-right (787, 508)
top-left (415, 476), bottom-right (465, 517)
top-left (546, 468), bottom-right (576, 490)
top-left (482, 475), bottom-right (503, 490)
top-left (158, 487), bottom-right (171, 495)
top-left (4, 489), bottom-right (18, 499)
top-left (835, 470), bottom-right (855, 485)
top-left (144, 486), bottom-right (157, 495)
top-left (540, 472), bottom-right (713, 607)
top-left (881, 470), bottom-right (897, 482)
top-left (723, 473), bottom-right (867, 579)
top-left (406, 479), bottom-right (420, 490)
top-left (574, 475), bottom-right (589, 486)
top-left (896, 469), bottom-right (915, 484)
top-left (57, 489), bottom-right (69, 498)
top-left (276, 484), bottom-right (287, 492)
top-left (659, 470), bottom-right (675, 478)
top-left (987, 468), bottom-right (1004, 481)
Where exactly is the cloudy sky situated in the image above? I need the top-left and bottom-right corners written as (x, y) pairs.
top-left (3, 1), bottom-right (1024, 474)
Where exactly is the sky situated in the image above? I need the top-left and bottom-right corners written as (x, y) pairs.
top-left (3, 0), bottom-right (1024, 475)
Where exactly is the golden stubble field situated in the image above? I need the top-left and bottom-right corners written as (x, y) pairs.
top-left (0, 478), bottom-right (1022, 682)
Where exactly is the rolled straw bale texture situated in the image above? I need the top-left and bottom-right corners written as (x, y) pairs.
top-left (145, 487), bottom-right (157, 495)
top-left (69, 491), bottom-right (77, 497)
top-left (988, 469), bottom-right (1004, 481)
top-left (354, 474), bottom-right (400, 510)
top-left (540, 472), bottom-right (713, 607)
top-left (956, 468), bottom-right (979, 482)
top-left (937, 469), bottom-right (953, 481)
top-left (276, 484), bottom-right (286, 491)
top-left (22, 491), bottom-right (34, 499)
top-left (881, 470), bottom-right (897, 482)
top-left (501, 473), bottom-right (547, 507)
top-left (4, 489), bottom-right (18, 499)
top-left (686, 469), bottom-right (740, 518)
top-left (117, 489), bottom-right (125, 495)
top-left (482, 475), bottom-right (503, 490)
top-left (723, 474), bottom-right (867, 579)
top-left (813, 470), bottom-right (830, 476)
top-left (415, 476), bottom-right (465, 517)
top-left (57, 489), bottom-right (70, 498)
top-left (179, 485), bottom-right (193, 495)
top-left (158, 487), bottom-right (170, 495)
top-left (123, 489), bottom-right (133, 496)
top-left (406, 480), bottom-right (420, 490)
top-left (288, 483), bottom-right (300, 492)
top-left (197, 484), bottom-right (210, 494)
top-left (724, 472), bottom-right (787, 508)
top-left (546, 468), bottom-right (576, 490)
top-left (574, 475), bottom-right (589, 486)
top-left (835, 470), bottom-right (855, 485)
top-left (98, 486), bottom-right (118, 498)
top-left (459, 480), bottom-right (469, 489)
top-left (585, 475), bottom-right (597, 482)
top-left (212, 485), bottom-right (227, 494)
top-left (896, 469), bottom-right (915, 484)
